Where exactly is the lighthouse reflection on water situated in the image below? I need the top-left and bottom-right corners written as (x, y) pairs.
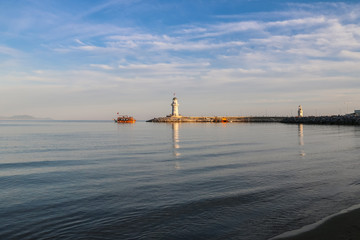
top-left (172, 123), bottom-right (181, 169)
top-left (298, 124), bottom-right (306, 157)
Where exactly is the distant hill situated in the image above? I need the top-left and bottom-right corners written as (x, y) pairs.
top-left (0, 115), bottom-right (52, 120)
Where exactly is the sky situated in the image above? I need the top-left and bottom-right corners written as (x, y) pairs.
top-left (1, 0), bottom-right (360, 120)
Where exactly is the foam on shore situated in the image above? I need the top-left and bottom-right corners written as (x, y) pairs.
top-left (271, 203), bottom-right (360, 240)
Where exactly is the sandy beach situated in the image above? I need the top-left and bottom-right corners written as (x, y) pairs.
top-left (273, 207), bottom-right (360, 240)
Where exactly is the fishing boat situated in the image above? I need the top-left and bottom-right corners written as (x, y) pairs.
top-left (214, 117), bottom-right (228, 123)
top-left (221, 117), bottom-right (229, 123)
top-left (114, 115), bottom-right (136, 123)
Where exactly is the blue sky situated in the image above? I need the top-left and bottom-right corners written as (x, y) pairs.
top-left (1, 0), bottom-right (360, 120)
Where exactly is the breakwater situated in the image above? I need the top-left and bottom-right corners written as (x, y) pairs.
top-left (147, 116), bottom-right (285, 123)
top-left (147, 115), bottom-right (360, 125)
top-left (282, 115), bottom-right (360, 125)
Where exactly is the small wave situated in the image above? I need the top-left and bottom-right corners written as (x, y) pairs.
top-left (0, 159), bottom-right (93, 169)
top-left (270, 203), bottom-right (360, 239)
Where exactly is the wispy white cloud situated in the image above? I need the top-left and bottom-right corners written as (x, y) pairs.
top-left (74, 0), bottom-right (141, 20)
top-left (118, 62), bottom-right (210, 70)
top-left (74, 39), bottom-right (86, 45)
top-left (266, 16), bottom-right (326, 27)
top-left (0, 45), bottom-right (22, 57)
top-left (152, 40), bottom-right (245, 51)
top-left (76, 45), bottom-right (101, 51)
top-left (340, 50), bottom-right (360, 59)
top-left (90, 64), bottom-right (114, 70)
top-left (214, 21), bottom-right (263, 32)
top-left (108, 33), bottom-right (162, 41)
top-left (60, 12), bottom-right (359, 60)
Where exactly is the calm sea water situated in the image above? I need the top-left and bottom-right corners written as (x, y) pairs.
top-left (1, 120), bottom-right (360, 240)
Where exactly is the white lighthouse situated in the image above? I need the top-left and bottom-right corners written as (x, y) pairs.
top-left (298, 105), bottom-right (303, 117)
top-left (171, 97), bottom-right (180, 117)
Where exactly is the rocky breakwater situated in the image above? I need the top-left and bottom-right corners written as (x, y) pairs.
top-left (147, 116), bottom-right (212, 122)
top-left (147, 116), bottom-right (285, 123)
top-left (282, 115), bottom-right (360, 125)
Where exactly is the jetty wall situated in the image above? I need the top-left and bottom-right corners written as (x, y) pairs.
top-left (147, 116), bottom-right (285, 123)
top-left (281, 115), bottom-right (360, 125)
top-left (147, 115), bottom-right (360, 125)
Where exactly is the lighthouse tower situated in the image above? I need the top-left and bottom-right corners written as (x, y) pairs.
top-left (171, 97), bottom-right (179, 117)
top-left (298, 105), bottom-right (303, 117)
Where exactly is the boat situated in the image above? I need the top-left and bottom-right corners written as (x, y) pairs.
top-left (221, 117), bottom-right (228, 123)
top-left (214, 117), bottom-right (228, 123)
top-left (114, 115), bottom-right (136, 123)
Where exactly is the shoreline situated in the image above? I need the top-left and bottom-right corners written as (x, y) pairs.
top-left (271, 203), bottom-right (360, 240)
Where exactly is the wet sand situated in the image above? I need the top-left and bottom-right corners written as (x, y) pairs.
top-left (273, 207), bottom-right (360, 240)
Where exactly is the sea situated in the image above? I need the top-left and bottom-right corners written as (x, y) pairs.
top-left (1, 120), bottom-right (360, 240)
